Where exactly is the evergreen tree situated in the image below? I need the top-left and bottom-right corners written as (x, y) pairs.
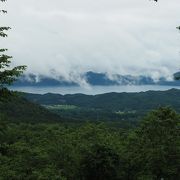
top-left (0, 0), bottom-right (26, 91)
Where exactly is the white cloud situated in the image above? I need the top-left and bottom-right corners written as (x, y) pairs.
top-left (1, 0), bottom-right (180, 83)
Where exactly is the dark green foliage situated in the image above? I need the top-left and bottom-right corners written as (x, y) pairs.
top-left (0, 91), bottom-right (61, 122)
top-left (45, 104), bottom-right (139, 124)
top-left (0, 114), bottom-right (7, 143)
top-left (80, 144), bottom-right (121, 180)
top-left (23, 89), bottom-right (180, 112)
top-left (125, 107), bottom-right (180, 179)
top-left (23, 89), bottom-right (180, 122)
top-left (0, 123), bottom-right (122, 179)
top-left (0, 91), bottom-right (138, 128)
top-left (0, 107), bottom-right (179, 179)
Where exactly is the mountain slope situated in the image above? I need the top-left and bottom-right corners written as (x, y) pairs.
top-left (0, 90), bottom-right (61, 122)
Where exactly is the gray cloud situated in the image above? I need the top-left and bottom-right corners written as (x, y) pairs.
top-left (1, 0), bottom-right (180, 83)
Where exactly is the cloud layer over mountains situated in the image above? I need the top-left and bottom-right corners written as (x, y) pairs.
top-left (1, 0), bottom-right (180, 84)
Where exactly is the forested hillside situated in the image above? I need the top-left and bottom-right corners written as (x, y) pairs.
top-left (20, 89), bottom-right (180, 122)
top-left (0, 90), bottom-right (61, 122)
top-left (23, 89), bottom-right (180, 111)
top-left (0, 107), bottom-right (179, 179)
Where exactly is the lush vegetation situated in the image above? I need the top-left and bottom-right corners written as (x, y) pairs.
top-left (22, 89), bottom-right (180, 122)
top-left (0, 107), bottom-right (179, 179)
top-left (43, 104), bottom-right (139, 129)
top-left (0, 1), bottom-right (179, 179)
top-left (23, 89), bottom-right (180, 112)
top-left (0, 90), bottom-right (61, 123)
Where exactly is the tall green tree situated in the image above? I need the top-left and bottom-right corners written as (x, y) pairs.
top-left (126, 107), bottom-right (180, 179)
top-left (0, 0), bottom-right (26, 90)
top-left (80, 144), bottom-right (121, 180)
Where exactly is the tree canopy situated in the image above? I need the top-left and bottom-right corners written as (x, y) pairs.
top-left (0, 107), bottom-right (179, 179)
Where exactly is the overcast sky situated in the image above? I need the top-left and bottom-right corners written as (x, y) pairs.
top-left (1, 0), bottom-right (180, 83)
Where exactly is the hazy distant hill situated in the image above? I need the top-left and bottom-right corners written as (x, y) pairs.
top-left (23, 88), bottom-right (180, 113)
top-left (13, 72), bottom-right (180, 87)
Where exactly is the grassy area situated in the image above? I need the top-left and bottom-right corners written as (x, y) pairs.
top-left (115, 110), bottom-right (137, 115)
top-left (43, 104), bottom-right (78, 110)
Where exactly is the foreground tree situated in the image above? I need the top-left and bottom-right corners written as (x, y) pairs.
top-left (80, 144), bottom-right (121, 180)
top-left (126, 107), bottom-right (180, 179)
top-left (0, 0), bottom-right (26, 91)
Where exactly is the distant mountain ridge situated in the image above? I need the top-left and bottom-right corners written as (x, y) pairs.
top-left (23, 88), bottom-right (180, 112)
top-left (13, 71), bottom-right (180, 87)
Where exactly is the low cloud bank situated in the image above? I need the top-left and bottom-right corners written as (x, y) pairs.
top-left (1, 0), bottom-right (180, 83)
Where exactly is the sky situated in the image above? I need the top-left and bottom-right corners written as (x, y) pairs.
top-left (1, 0), bottom-right (180, 83)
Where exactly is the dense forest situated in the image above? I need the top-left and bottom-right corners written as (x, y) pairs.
top-left (19, 89), bottom-right (180, 123)
top-left (0, 91), bottom-right (179, 179)
top-left (0, 0), bottom-right (180, 179)
top-left (0, 98), bottom-right (179, 179)
top-left (0, 92), bottom-right (60, 123)
top-left (23, 89), bottom-right (180, 111)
